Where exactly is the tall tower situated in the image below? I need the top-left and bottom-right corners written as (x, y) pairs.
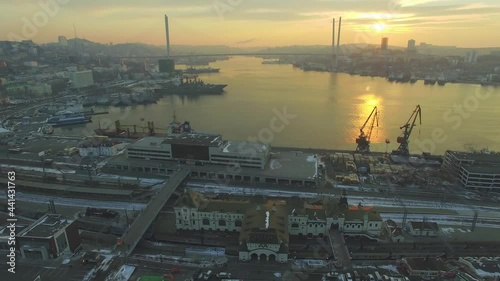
top-left (159, 15), bottom-right (175, 73)
top-left (332, 18), bottom-right (335, 59)
top-left (164, 15), bottom-right (171, 57)
top-left (335, 17), bottom-right (342, 68)
top-left (381, 37), bottom-right (389, 50)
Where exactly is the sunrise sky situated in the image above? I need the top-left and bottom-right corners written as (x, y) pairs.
top-left (2, 0), bottom-right (500, 48)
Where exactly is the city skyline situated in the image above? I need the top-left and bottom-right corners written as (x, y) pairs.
top-left (1, 0), bottom-right (500, 48)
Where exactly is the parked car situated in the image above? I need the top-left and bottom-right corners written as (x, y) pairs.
top-left (203, 270), bottom-right (213, 280)
top-left (216, 272), bottom-right (232, 278)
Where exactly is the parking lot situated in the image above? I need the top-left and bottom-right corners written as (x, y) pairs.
top-left (0, 261), bottom-right (91, 281)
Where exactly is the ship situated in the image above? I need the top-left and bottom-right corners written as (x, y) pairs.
top-left (424, 75), bottom-right (436, 85)
top-left (154, 76), bottom-right (227, 95)
top-left (387, 73), bottom-right (396, 82)
top-left (262, 59), bottom-right (286, 65)
top-left (395, 73), bottom-right (411, 83)
top-left (94, 112), bottom-right (191, 139)
top-left (46, 115), bottom-right (92, 126)
top-left (184, 67), bottom-right (220, 74)
top-left (437, 75), bottom-right (447, 86)
top-left (409, 74), bottom-right (418, 84)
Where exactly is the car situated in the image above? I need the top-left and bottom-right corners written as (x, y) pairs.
top-left (367, 274), bottom-right (375, 281)
top-left (203, 270), bottom-right (213, 280)
top-left (216, 272), bottom-right (232, 278)
top-left (346, 272), bottom-right (353, 281)
top-left (326, 272), bottom-right (339, 278)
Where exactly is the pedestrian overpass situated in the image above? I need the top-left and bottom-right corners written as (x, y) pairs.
top-left (116, 168), bottom-right (190, 257)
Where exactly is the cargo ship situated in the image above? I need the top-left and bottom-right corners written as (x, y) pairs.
top-left (94, 112), bottom-right (192, 139)
top-left (46, 115), bottom-right (92, 126)
top-left (154, 76), bottom-right (227, 95)
top-left (184, 67), bottom-right (220, 74)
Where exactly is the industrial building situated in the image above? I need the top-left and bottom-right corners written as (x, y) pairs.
top-left (442, 150), bottom-right (500, 191)
top-left (68, 70), bottom-right (94, 88)
top-left (405, 221), bottom-right (439, 237)
top-left (78, 139), bottom-right (124, 158)
top-left (16, 214), bottom-right (81, 260)
top-left (126, 134), bottom-right (270, 169)
top-left (174, 190), bottom-right (383, 262)
top-left (401, 258), bottom-right (453, 279)
top-left (106, 133), bottom-right (317, 187)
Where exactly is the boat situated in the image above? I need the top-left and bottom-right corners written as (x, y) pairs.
top-left (46, 115), bottom-right (92, 126)
top-left (154, 76), bottom-right (227, 95)
top-left (387, 73), bottom-right (396, 82)
top-left (437, 75), bottom-right (446, 86)
top-left (94, 113), bottom-right (188, 139)
top-left (262, 59), bottom-right (285, 65)
top-left (410, 75), bottom-right (417, 84)
top-left (184, 67), bottom-right (220, 74)
top-left (424, 75), bottom-right (436, 85)
top-left (395, 73), bottom-right (408, 83)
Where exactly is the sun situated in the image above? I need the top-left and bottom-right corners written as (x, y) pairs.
top-left (372, 23), bottom-right (386, 32)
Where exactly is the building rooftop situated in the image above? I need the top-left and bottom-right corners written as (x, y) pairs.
top-left (258, 151), bottom-right (317, 180)
top-left (462, 165), bottom-right (500, 175)
top-left (461, 257), bottom-right (500, 278)
top-left (410, 221), bottom-right (439, 231)
top-left (129, 137), bottom-right (171, 150)
top-left (108, 150), bottom-right (317, 181)
top-left (163, 133), bottom-right (223, 147)
top-left (240, 202), bottom-right (289, 245)
top-left (215, 140), bottom-right (270, 156)
top-left (447, 150), bottom-right (500, 165)
top-left (17, 214), bottom-right (70, 238)
top-left (176, 190), bottom-right (382, 229)
top-left (79, 140), bottom-right (122, 148)
top-left (405, 257), bottom-right (446, 272)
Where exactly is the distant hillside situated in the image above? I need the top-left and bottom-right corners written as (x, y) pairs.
top-left (40, 38), bottom-right (500, 57)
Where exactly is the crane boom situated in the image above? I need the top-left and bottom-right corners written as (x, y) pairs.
top-left (394, 105), bottom-right (422, 156)
top-left (356, 106), bottom-right (379, 153)
top-left (360, 106), bottom-right (378, 133)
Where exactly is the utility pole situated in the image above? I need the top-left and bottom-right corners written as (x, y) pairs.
top-left (471, 211), bottom-right (478, 232)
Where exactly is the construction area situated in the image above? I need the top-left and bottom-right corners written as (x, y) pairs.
top-left (320, 105), bottom-right (457, 193)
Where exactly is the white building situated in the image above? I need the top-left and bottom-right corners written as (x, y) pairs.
top-left (174, 190), bottom-right (383, 262)
top-left (465, 50), bottom-right (478, 64)
top-left (78, 140), bottom-right (123, 157)
top-left (442, 150), bottom-right (500, 191)
top-left (126, 133), bottom-right (270, 169)
top-left (406, 221), bottom-right (439, 237)
top-left (68, 70), bottom-right (94, 89)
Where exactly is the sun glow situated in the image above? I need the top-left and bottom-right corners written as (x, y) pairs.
top-left (372, 23), bottom-right (386, 32)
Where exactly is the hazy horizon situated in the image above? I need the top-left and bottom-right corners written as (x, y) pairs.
top-left (2, 0), bottom-right (500, 49)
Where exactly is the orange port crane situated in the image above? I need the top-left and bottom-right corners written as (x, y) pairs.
top-left (393, 105), bottom-right (422, 156)
top-left (356, 106), bottom-right (379, 153)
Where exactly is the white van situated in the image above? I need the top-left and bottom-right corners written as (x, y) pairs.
top-left (368, 274), bottom-right (375, 281)
top-left (203, 270), bottom-right (213, 280)
top-left (346, 273), bottom-right (353, 281)
top-left (374, 271), bottom-right (382, 281)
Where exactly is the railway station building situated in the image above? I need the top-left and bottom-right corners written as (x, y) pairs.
top-left (174, 190), bottom-right (383, 262)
